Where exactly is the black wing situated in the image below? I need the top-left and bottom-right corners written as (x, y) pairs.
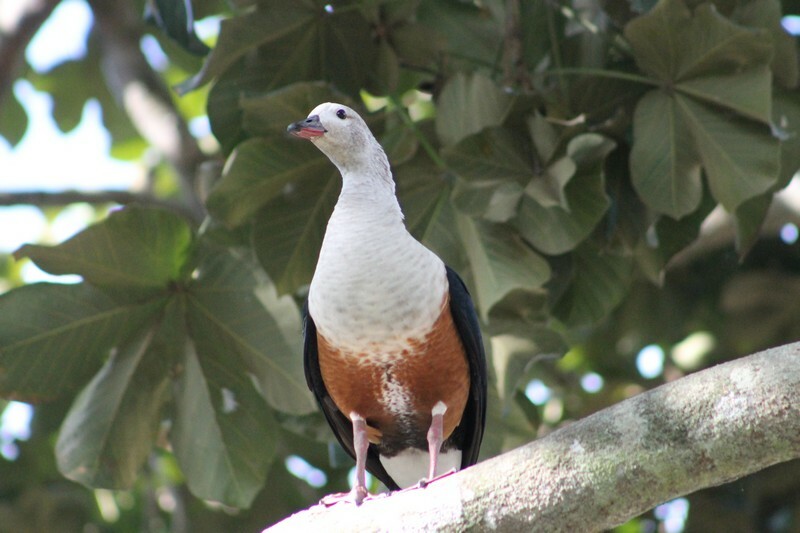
top-left (302, 302), bottom-right (400, 490)
top-left (445, 265), bottom-right (488, 468)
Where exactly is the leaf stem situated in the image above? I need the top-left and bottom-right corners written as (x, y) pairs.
top-left (388, 95), bottom-right (448, 170)
top-left (538, 67), bottom-right (659, 87)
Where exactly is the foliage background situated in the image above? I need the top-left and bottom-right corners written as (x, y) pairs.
top-left (1, 0), bottom-right (800, 531)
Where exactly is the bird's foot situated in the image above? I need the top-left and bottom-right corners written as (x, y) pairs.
top-left (403, 468), bottom-right (458, 491)
top-left (319, 485), bottom-right (381, 507)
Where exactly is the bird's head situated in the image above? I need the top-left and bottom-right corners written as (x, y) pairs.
top-left (287, 103), bottom-right (386, 176)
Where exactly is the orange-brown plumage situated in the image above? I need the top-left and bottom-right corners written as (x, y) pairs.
top-left (317, 296), bottom-right (470, 448)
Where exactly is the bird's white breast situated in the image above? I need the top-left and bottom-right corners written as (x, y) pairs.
top-left (308, 194), bottom-right (447, 362)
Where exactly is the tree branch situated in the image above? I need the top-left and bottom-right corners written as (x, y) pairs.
top-left (0, 0), bottom-right (61, 107)
top-left (266, 342), bottom-right (800, 532)
top-left (0, 189), bottom-right (197, 220)
top-left (87, 0), bottom-right (207, 221)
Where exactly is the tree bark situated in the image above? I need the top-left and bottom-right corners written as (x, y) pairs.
top-left (266, 342), bottom-right (800, 532)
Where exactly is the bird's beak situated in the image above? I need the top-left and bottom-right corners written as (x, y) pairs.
top-left (287, 115), bottom-right (327, 139)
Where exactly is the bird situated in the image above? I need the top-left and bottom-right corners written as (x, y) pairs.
top-left (287, 103), bottom-right (487, 505)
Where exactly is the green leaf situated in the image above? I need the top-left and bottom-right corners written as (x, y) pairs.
top-left (490, 324), bottom-right (567, 405)
top-left (732, 90), bottom-right (800, 255)
top-left (240, 82), bottom-right (356, 139)
top-left (624, 0), bottom-right (773, 83)
top-left (678, 95), bottom-right (779, 212)
top-left (207, 137), bottom-right (329, 227)
top-left (186, 247), bottom-right (314, 415)
top-left (178, 1), bottom-right (377, 97)
top-left (171, 338), bottom-right (277, 508)
top-left (732, 0), bottom-right (798, 89)
top-left (527, 113), bottom-right (560, 164)
top-left (146, 0), bottom-right (211, 56)
top-left (176, 2), bottom-right (314, 93)
top-left (625, 0), bottom-right (780, 218)
top-left (455, 215), bottom-right (550, 321)
top-left (253, 173), bottom-right (339, 295)
top-left (553, 243), bottom-right (634, 327)
top-left (0, 90), bottom-right (28, 146)
top-left (435, 73), bottom-right (514, 147)
top-left (56, 321), bottom-right (171, 489)
top-left (0, 283), bottom-right (164, 401)
top-left (15, 207), bottom-right (193, 290)
top-left (417, 0), bottom-right (502, 73)
top-left (525, 157), bottom-right (576, 210)
top-left (395, 154), bottom-right (450, 240)
top-left (515, 134), bottom-right (614, 255)
top-left (630, 91), bottom-right (702, 218)
top-left (444, 127), bottom-right (534, 221)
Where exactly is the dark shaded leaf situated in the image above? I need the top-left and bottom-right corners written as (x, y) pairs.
top-left (0, 284), bottom-right (164, 401)
top-left (146, 0), bottom-right (211, 56)
top-left (435, 73), bottom-right (514, 146)
top-left (206, 137), bottom-right (329, 227)
top-left (178, 1), bottom-right (377, 97)
top-left (56, 317), bottom-right (172, 488)
top-left (252, 172), bottom-right (339, 295)
top-left (186, 247), bottom-right (314, 415)
top-left (515, 134), bottom-right (614, 255)
top-left (553, 243), bottom-right (634, 326)
top-left (455, 215), bottom-right (550, 321)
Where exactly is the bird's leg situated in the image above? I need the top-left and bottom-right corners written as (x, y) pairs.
top-left (350, 413), bottom-right (370, 504)
top-left (426, 401), bottom-right (447, 480)
top-left (319, 412), bottom-right (372, 506)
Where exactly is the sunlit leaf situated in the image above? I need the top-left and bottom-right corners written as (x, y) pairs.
top-left (15, 206), bottom-right (193, 290)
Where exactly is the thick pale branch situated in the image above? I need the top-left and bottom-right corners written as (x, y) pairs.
top-left (87, 0), bottom-right (206, 220)
top-left (267, 342), bottom-right (800, 532)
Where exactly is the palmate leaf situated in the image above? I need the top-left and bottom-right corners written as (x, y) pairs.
top-left (171, 338), bottom-right (277, 508)
top-left (15, 207), bottom-right (193, 290)
top-left (186, 247), bottom-right (314, 415)
top-left (625, 0), bottom-right (780, 219)
top-left (56, 313), bottom-right (174, 489)
top-left (253, 172), bottom-right (339, 295)
top-left (455, 215), bottom-right (551, 321)
top-left (435, 73), bottom-right (515, 147)
top-left (0, 283), bottom-right (164, 401)
top-left (553, 242), bottom-right (635, 327)
top-left (207, 137), bottom-right (330, 227)
top-left (514, 134), bottom-right (615, 255)
top-left (240, 82), bottom-right (356, 138)
top-left (444, 127), bottom-right (533, 221)
top-left (178, 0), bottom-right (376, 97)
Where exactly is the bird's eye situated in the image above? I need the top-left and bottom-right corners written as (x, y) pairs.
top-left (336, 109), bottom-right (347, 120)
